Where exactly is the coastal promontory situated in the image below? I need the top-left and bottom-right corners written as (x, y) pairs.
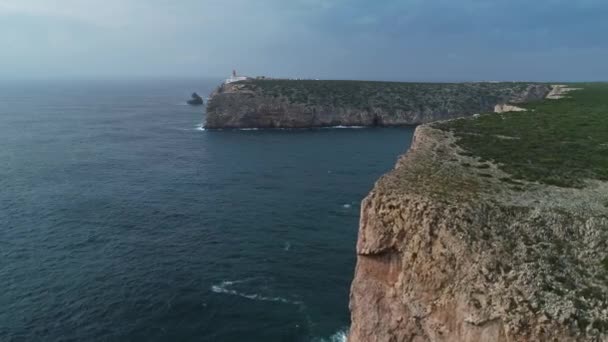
top-left (349, 84), bottom-right (608, 341)
top-left (204, 79), bottom-right (550, 129)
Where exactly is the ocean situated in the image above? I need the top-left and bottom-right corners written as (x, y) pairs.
top-left (0, 79), bottom-right (415, 341)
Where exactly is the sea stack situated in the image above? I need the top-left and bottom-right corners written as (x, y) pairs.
top-left (187, 92), bottom-right (204, 106)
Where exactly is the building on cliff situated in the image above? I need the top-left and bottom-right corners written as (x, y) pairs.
top-left (225, 69), bottom-right (249, 84)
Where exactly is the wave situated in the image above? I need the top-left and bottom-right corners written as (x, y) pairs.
top-left (194, 124), bottom-right (205, 131)
top-left (321, 125), bottom-right (366, 129)
top-left (312, 328), bottom-right (348, 342)
top-left (211, 280), bottom-right (302, 305)
top-left (206, 126), bottom-right (368, 131)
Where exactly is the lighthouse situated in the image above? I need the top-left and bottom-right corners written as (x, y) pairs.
top-left (226, 69), bottom-right (248, 84)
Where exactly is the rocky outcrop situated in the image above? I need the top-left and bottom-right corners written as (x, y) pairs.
top-left (187, 92), bottom-right (204, 106)
top-left (547, 85), bottom-right (583, 100)
top-left (349, 126), bottom-right (608, 341)
top-left (204, 80), bottom-right (551, 129)
top-left (494, 104), bottom-right (527, 113)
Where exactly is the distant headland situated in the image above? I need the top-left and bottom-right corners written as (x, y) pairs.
top-left (204, 71), bottom-right (551, 129)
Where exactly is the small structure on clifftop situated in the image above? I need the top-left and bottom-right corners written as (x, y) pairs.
top-left (225, 70), bottom-right (249, 84)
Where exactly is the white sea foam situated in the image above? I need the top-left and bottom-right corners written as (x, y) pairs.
top-left (211, 280), bottom-right (302, 305)
top-left (312, 329), bottom-right (348, 342)
top-left (322, 125), bottom-right (365, 129)
top-left (284, 242), bottom-right (291, 251)
top-left (342, 204), bottom-right (352, 209)
top-left (213, 126), bottom-right (368, 131)
top-left (194, 124), bottom-right (205, 131)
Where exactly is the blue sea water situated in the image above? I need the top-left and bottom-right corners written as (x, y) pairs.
top-left (0, 80), bottom-right (415, 342)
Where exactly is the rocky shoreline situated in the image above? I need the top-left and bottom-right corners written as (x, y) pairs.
top-left (204, 80), bottom-right (551, 129)
top-left (348, 84), bottom-right (608, 341)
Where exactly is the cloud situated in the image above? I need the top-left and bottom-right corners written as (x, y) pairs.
top-left (0, 0), bottom-right (136, 28)
top-left (0, 0), bottom-right (606, 80)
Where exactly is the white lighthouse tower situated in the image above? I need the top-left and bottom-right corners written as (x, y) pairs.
top-left (225, 69), bottom-right (248, 84)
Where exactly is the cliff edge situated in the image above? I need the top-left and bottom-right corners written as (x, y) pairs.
top-left (204, 80), bottom-right (550, 129)
top-left (349, 84), bottom-right (608, 341)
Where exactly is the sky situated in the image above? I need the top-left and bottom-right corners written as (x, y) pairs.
top-left (1, 0), bottom-right (607, 81)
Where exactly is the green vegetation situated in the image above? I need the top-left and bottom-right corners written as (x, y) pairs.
top-left (602, 257), bottom-right (608, 272)
top-left (435, 83), bottom-right (608, 187)
top-left (239, 79), bottom-right (535, 114)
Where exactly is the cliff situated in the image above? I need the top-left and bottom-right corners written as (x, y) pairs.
top-left (349, 84), bottom-right (608, 341)
top-left (204, 80), bottom-right (551, 129)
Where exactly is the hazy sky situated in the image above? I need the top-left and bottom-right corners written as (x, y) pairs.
top-left (1, 0), bottom-right (607, 81)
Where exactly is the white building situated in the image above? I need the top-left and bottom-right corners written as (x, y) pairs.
top-left (225, 70), bottom-right (249, 84)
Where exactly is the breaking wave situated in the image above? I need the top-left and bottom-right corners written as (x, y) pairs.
top-left (322, 125), bottom-right (365, 129)
top-left (312, 328), bottom-right (348, 342)
top-left (206, 126), bottom-right (367, 131)
top-left (211, 280), bottom-right (302, 306)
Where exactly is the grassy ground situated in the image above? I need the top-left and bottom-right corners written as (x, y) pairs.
top-left (239, 79), bottom-right (534, 114)
top-left (435, 83), bottom-right (608, 187)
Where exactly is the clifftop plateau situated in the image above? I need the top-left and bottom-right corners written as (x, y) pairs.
top-left (204, 80), bottom-right (550, 129)
top-left (349, 83), bottom-right (608, 341)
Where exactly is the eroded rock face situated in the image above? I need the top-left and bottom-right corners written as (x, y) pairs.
top-left (349, 126), bottom-right (608, 342)
top-left (204, 81), bottom-right (551, 129)
top-left (546, 85), bottom-right (584, 100)
top-left (494, 104), bottom-right (527, 113)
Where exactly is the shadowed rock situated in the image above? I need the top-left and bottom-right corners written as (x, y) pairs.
top-left (187, 92), bottom-right (203, 106)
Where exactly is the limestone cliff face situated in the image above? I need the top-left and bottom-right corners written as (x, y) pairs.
top-left (349, 126), bottom-right (608, 341)
top-left (204, 80), bottom-right (550, 129)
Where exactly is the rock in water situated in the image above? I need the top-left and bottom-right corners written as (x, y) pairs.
top-left (187, 92), bottom-right (203, 106)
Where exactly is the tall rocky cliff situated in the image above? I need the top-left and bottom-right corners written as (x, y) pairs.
top-left (349, 125), bottom-right (608, 341)
top-left (204, 80), bottom-right (550, 129)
